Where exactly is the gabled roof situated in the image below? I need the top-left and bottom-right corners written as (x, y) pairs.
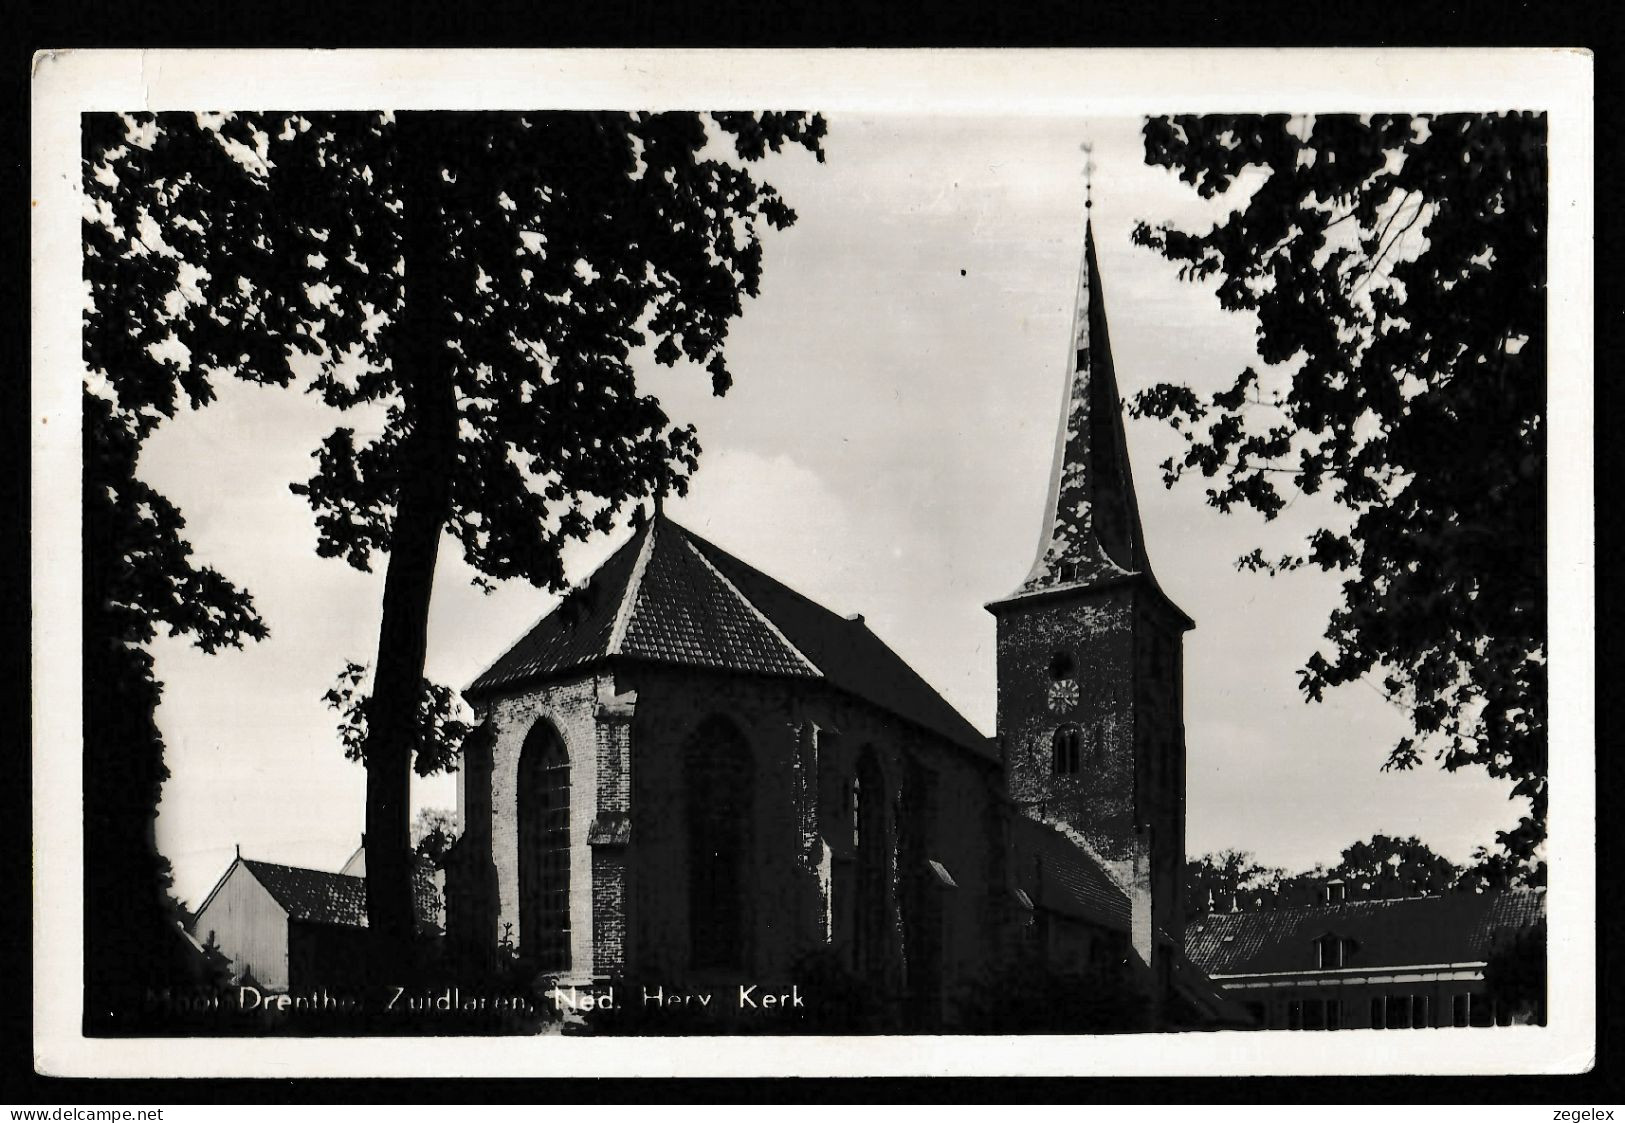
top-left (243, 859), bottom-right (370, 927)
top-left (211, 857), bottom-right (441, 933)
top-left (467, 514), bottom-right (993, 760)
top-left (1012, 815), bottom-right (1132, 932)
top-left (1185, 888), bottom-right (1546, 977)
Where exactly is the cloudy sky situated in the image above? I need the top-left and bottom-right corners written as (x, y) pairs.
top-left (139, 112), bottom-right (1526, 908)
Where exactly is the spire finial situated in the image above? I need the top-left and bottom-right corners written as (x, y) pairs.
top-left (1081, 140), bottom-right (1095, 210)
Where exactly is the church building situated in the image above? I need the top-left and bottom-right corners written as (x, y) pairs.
top-left (445, 217), bottom-right (1225, 1029)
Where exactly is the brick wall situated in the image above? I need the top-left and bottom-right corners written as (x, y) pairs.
top-left (994, 580), bottom-right (1190, 970)
top-left (996, 586), bottom-right (1137, 871)
top-left (478, 673), bottom-right (601, 979)
top-left (467, 660), bottom-right (1008, 999)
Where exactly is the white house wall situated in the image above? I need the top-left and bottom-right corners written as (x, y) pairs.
top-left (191, 862), bottom-right (291, 992)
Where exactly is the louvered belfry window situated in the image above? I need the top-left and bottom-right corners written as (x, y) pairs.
top-left (685, 716), bottom-right (753, 971)
top-left (1051, 725), bottom-right (1083, 775)
top-left (518, 720), bottom-right (571, 973)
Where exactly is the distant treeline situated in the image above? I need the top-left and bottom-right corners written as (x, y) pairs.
top-left (1186, 832), bottom-right (1543, 917)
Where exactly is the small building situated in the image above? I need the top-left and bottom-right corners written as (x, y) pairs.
top-left (1185, 887), bottom-right (1546, 1030)
top-left (191, 853), bottom-right (442, 992)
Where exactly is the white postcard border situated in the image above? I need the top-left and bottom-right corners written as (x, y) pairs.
top-left (31, 47), bottom-right (1595, 1078)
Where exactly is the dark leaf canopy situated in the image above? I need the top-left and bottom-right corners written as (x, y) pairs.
top-left (1133, 113), bottom-right (1546, 869)
top-left (323, 660), bottom-right (473, 777)
top-left (83, 392), bottom-right (268, 655)
top-left (1186, 834), bottom-right (1477, 916)
top-left (86, 110), bottom-right (823, 596)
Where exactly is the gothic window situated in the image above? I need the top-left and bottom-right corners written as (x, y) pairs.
top-left (685, 715), bottom-right (752, 972)
top-left (517, 719), bottom-right (570, 972)
top-left (1051, 725), bottom-right (1083, 775)
top-left (854, 748), bottom-right (889, 980)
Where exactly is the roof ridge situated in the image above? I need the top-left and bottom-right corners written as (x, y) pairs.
top-left (606, 520), bottom-right (658, 655)
top-left (1197, 886), bottom-right (1543, 924)
top-left (670, 522), bottom-right (822, 677)
top-left (241, 856), bottom-right (360, 880)
top-left (1038, 815), bottom-right (1134, 898)
top-left (677, 521), bottom-right (851, 628)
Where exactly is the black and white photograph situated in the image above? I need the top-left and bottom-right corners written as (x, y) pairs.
top-left (31, 49), bottom-right (1593, 1077)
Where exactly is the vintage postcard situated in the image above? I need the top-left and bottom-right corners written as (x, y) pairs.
top-left (31, 48), bottom-right (1593, 1077)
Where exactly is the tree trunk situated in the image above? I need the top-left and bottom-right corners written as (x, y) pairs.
top-left (362, 112), bottom-right (459, 975)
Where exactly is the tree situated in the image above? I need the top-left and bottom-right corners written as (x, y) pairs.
top-left (324, 661), bottom-right (472, 779)
top-left (1132, 114), bottom-right (1546, 876)
top-left (85, 110), bottom-right (826, 971)
top-left (1187, 835), bottom-right (1468, 913)
top-left (1482, 916), bottom-right (1546, 1025)
top-left (1183, 849), bottom-right (1285, 918)
top-left (410, 807), bottom-right (461, 867)
top-left (82, 114), bottom-right (283, 1025)
top-left (1323, 832), bottom-right (1465, 900)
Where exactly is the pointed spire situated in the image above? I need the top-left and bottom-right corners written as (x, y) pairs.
top-left (1008, 178), bottom-right (1153, 599)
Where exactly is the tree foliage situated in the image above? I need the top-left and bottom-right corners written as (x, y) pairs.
top-left (410, 807), bottom-right (462, 868)
top-left (1482, 916), bottom-right (1546, 1025)
top-left (85, 109), bottom-right (825, 964)
top-left (1183, 848), bottom-right (1286, 917)
top-left (1133, 114), bottom-right (1546, 874)
top-left (1187, 834), bottom-right (1469, 915)
top-left (323, 661), bottom-right (473, 777)
top-left (81, 113), bottom-right (287, 1024)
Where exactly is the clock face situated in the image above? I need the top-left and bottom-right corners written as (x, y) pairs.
top-left (1047, 678), bottom-right (1079, 713)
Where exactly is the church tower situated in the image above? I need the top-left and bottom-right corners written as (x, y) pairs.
top-left (987, 215), bottom-right (1192, 972)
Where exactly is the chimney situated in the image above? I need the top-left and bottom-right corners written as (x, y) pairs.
top-left (1228, 893), bottom-right (1240, 914)
top-left (1324, 878), bottom-right (1347, 904)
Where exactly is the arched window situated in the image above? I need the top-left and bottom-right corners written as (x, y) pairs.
top-left (517, 719), bottom-right (570, 972)
top-left (1052, 725), bottom-right (1083, 775)
top-left (685, 716), bottom-right (753, 971)
top-left (854, 748), bottom-right (889, 979)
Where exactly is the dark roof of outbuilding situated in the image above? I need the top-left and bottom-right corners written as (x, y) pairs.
top-left (467, 514), bottom-right (993, 760)
top-left (1184, 888), bottom-right (1546, 977)
top-left (1011, 816), bottom-right (1132, 932)
top-left (233, 858), bottom-right (441, 933)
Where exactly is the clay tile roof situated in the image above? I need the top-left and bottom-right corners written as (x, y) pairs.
top-left (621, 519), bottom-right (814, 677)
top-left (241, 858), bottom-right (441, 933)
top-left (1012, 816), bottom-right (1132, 932)
top-left (1184, 887), bottom-right (1546, 977)
top-left (467, 514), bottom-right (993, 760)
